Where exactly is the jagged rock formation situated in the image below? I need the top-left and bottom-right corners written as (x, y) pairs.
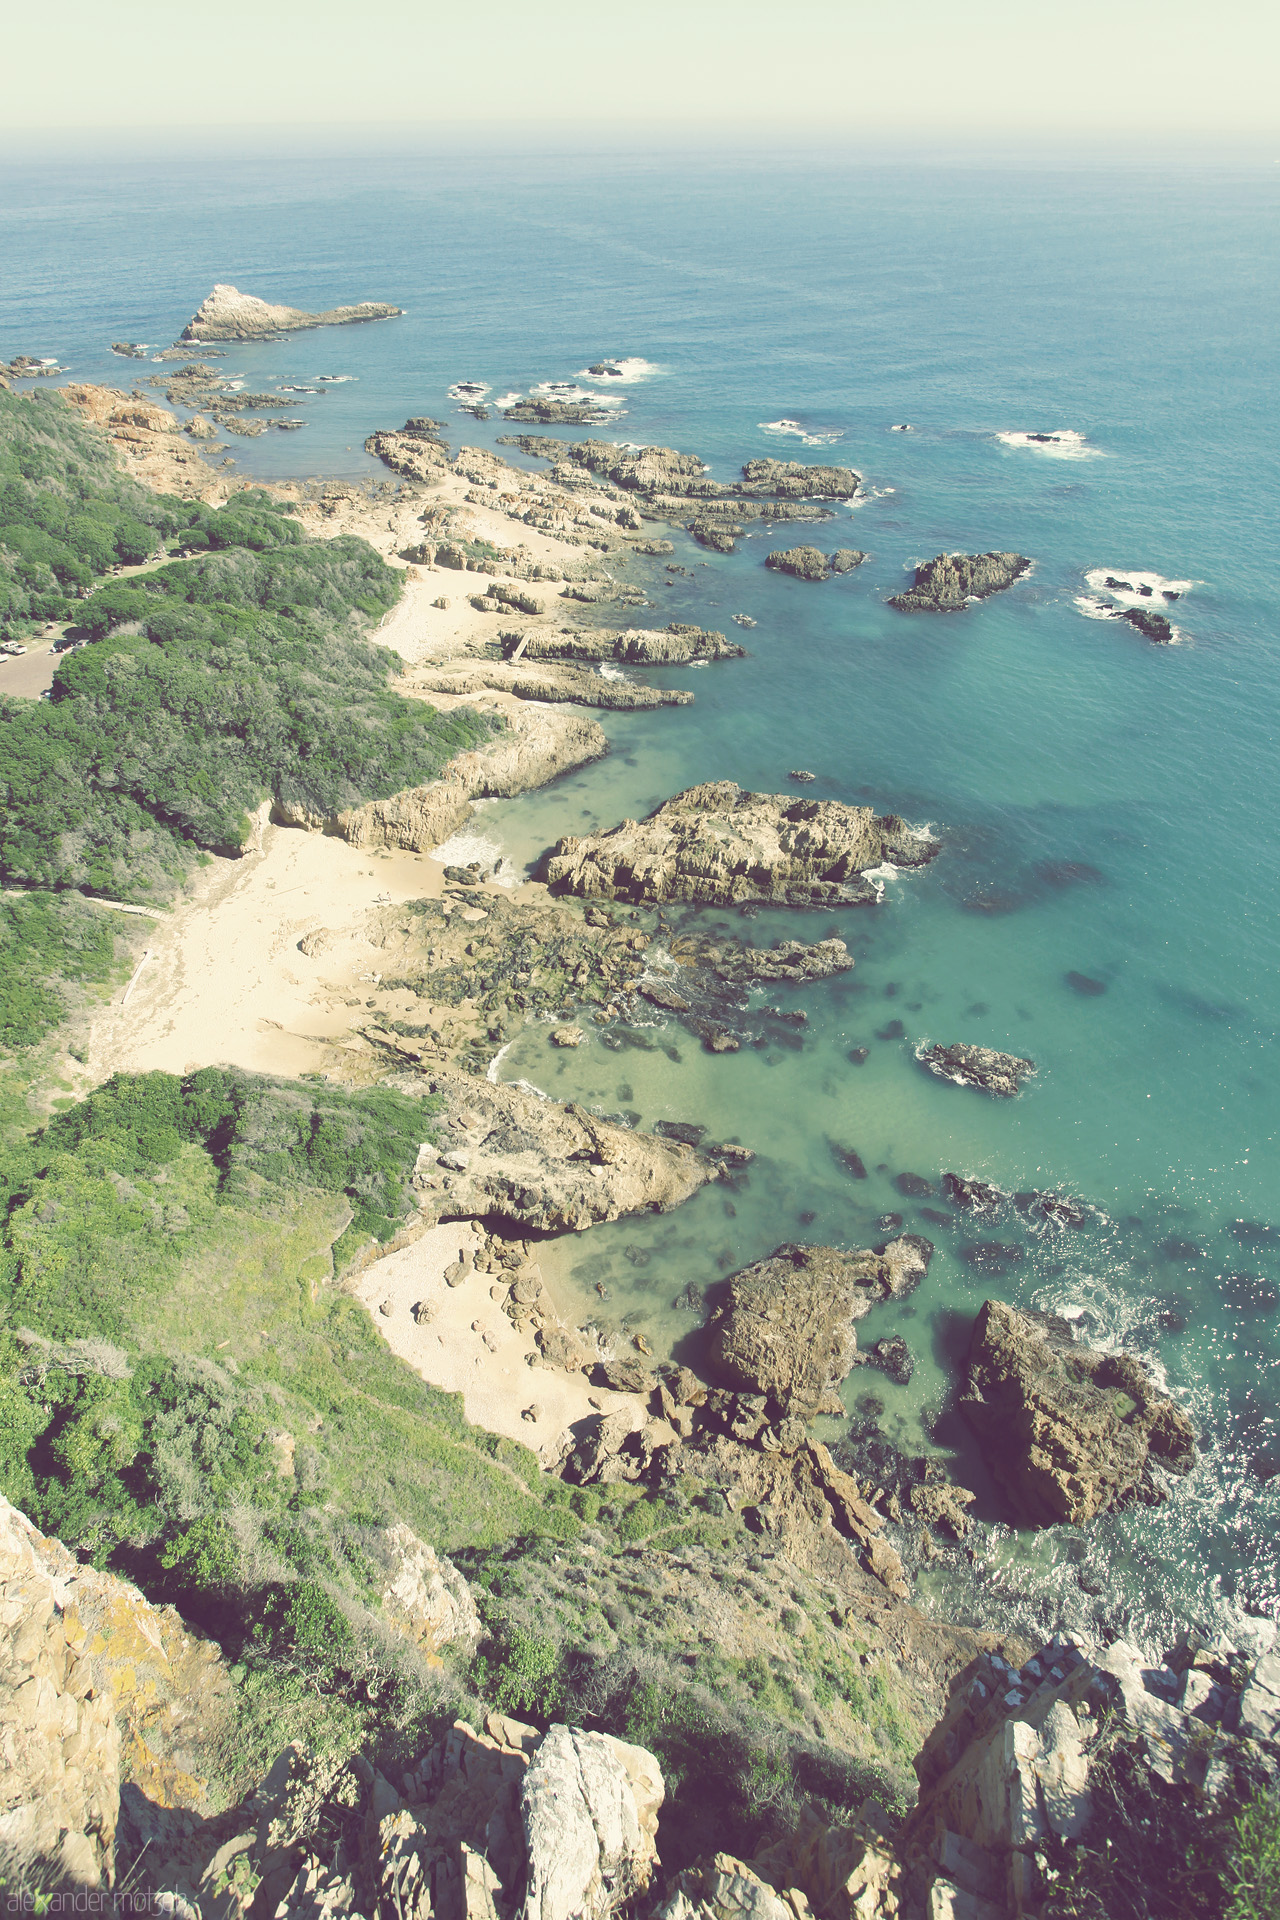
top-left (276, 704), bottom-right (608, 852)
top-left (413, 659), bottom-right (694, 712)
top-left (888, 552), bottom-right (1031, 612)
top-left (544, 783), bottom-right (939, 909)
top-left (1121, 605), bottom-right (1174, 643)
top-left (509, 624), bottom-right (745, 666)
top-left (917, 1042), bottom-right (1035, 1098)
top-left (0, 1494), bottom-right (232, 1886)
top-left (765, 546), bottom-right (867, 580)
top-left (409, 1067), bottom-right (731, 1233)
top-left (959, 1300), bottom-right (1197, 1525)
top-left (376, 1527), bottom-right (482, 1658)
top-left (59, 384), bottom-right (223, 499)
top-left (522, 1725), bottom-right (663, 1920)
top-left (179, 284), bottom-right (402, 342)
top-left (706, 1238), bottom-right (933, 1415)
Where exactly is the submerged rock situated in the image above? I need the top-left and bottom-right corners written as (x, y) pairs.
top-left (917, 1040), bottom-right (1036, 1097)
top-left (544, 781), bottom-right (939, 908)
top-left (959, 1298), bottom-right (1197, 1525)
top-left (888, 551), bottom-right (1031, 613)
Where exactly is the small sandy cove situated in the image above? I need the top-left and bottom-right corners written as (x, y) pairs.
top-left (351, 1223), bottom-right (645, 1462)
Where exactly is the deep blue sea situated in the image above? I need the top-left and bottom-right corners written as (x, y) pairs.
top-left (3, 150), bottom-right (1278, 1643)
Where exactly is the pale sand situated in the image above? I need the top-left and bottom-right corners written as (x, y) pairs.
top-left (351, 1222), bottom-right (647, 1461)
top-left (83, 811), bottom-right (467, 1085)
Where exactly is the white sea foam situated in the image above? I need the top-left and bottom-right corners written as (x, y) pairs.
top-left (430, 827), bottom-right (504, 870)
top-left (576, 357), bottom-right (660, 384)
top-left (1083, 567), bottom-right (1195, 607)
top-left (314, 374), bottom-right (356, 383)
top-left (889, 423), bottom-right (913, 432)
top-left (486, 1041), bottom-right (515, 1083)
top-left (491, 391), bottom-right (522, 410)
top-left (1074, 592), bottom-right (1186, 644)
top-left (758, 418), bottom-right (844, 447)
top-left (448, 380), bottom-right (490, 401)
top-left (597, 664), bottom-right (628, 683)
top-left (996, 428), bottom-right (1104, 460)
top-left (529, 380), bottom-right (624, 411)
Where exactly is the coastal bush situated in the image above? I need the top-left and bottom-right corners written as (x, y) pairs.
top-left (0, 892), bottom-right (120, 1050)
top-left (0, 389), bottom-right (180, 636)
top-left (0, 391), bottom-right (500, 898)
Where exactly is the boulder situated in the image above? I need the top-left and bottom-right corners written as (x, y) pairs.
top-left (550, 1027), bottom-right (585, 1048)
top-left (707, 1239), bottom-right (930, 1414)
top-left (378, 1526), bottom-right (481, 1657)
top-left (764, 546), bottom-right (867, 580)
top-left (917, 1042), bottom-right (1035, 1098)
top-left (888, 552), bottom-right (1031, 613)
top-left (545, 782), bottom-right (939, 909)
top-left (959, 1299), bottom-right (1197, 1525)
top-left (521, 1725), bottom-right (663, 1920)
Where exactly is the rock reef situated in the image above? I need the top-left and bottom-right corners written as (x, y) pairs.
top-left (959, 1299), bottom-right (1197, 1525)
top-left (508, 623), bottom-right (744, 666)
top-left (889, 551), bottom-right (1031, 612)
top-left (179, 283), bottom-right (401, 342)
top-left (410, 1067), bottom-right (732, 1234)
top-left (765, 546), bottom-right (866, 580)
top-left (917, 1040), bottom-right (1035, 1097)
top-left (545, 783), bottom-right (939, 908)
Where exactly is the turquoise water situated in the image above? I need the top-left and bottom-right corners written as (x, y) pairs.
top-left (4, 151), bottom-right (1278, 1635)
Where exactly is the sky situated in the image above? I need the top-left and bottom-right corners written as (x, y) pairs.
top-left (5, 0), bottom-right (1278, 152)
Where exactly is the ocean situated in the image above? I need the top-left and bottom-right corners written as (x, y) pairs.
top-left (3, 147), bottom-right (1278, 1643)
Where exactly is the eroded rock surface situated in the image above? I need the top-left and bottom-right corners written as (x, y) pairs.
top-left (522, 1725), bottom-right (663, 1920)
top-left (278, 704), bottom-right (608, 852)
top-left (765, 546), bottom-right (867, 580)
top-left (0, 1493), bottom-right (233, 1886)
top-left (959, 1299), bottom-right (1197, 1526)
top-left (545, 783), bottom-right (939, 908)
top-left (707, 1239), bottom-right (933, 1414)
top-left (917, 1042), bottom-right (1035, 1098)
top-left (512, 624), bottom-right (744, 666)
top-left (889, 552), bottom-right (1031, 613)
top-left (410, 1068), bottom-right (727, 1233)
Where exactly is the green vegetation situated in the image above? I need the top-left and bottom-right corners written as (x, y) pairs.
top-left (1225, 1786), bottom-right (1280, 1920)
top-left (0, 386), bottom-right (177, 633)
top-left (0, 389), bottom-right (499, 898)
top-left (0, 891), bottom-right (119, 1051)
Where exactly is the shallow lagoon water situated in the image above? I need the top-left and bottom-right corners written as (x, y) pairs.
top-left (4, 149), bottom-right (1278, 1632)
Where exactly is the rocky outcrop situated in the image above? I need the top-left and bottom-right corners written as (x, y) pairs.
top-left (1121, 606), bottom-right (1174, 643)
top-left (366, 417), bottom-right (453, 481)
top-left (416, 660), bottom-right (694, 712)
top-left (511, 624), bottom-right (745, 666)
top-left (522, 1725), bottom-right (663, 1920)
top-left (179, 283), bottom-right (402, 342)
top-left (376, 1526), bottom-right (481, 1658)
top-left (888, 552), bottom-right (1031, 613)
top-left (0, 1493), bottom-right (232, 1887)
top-left (917, 1042), bottom-right (1035, 1098)
top-left (279, 704), bottom-right (608, 853)
top-left (764, 546), bottom-right (866, 580)
top-left (707, 1239), bottom-right (933, 1415)
top-left (495, 438), bottom-right (859, 514)
top-left (410, 1068), bottom-right (730, 1233)
top-left (958, 1299), bottom-right (1197, 1526)
top-left (58, 383), bottom-right (224, 500)
top-left (544, 783), bottom-right (939, 909)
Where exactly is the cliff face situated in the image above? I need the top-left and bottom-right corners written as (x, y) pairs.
top-left (0, 1494), bottom-right (232, 1886)
top-left (179, 284), bottom-right (402, 343)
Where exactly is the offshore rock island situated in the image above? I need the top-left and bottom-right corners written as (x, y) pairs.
top-left (179, 282), bottom-right (403, 342)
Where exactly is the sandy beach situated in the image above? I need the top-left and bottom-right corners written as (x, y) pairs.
top-left (351, 1221), bottom-right (647, 1461)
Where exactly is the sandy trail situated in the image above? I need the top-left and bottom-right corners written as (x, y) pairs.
top-left (352, 1222), bottom-right (646, 1461)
